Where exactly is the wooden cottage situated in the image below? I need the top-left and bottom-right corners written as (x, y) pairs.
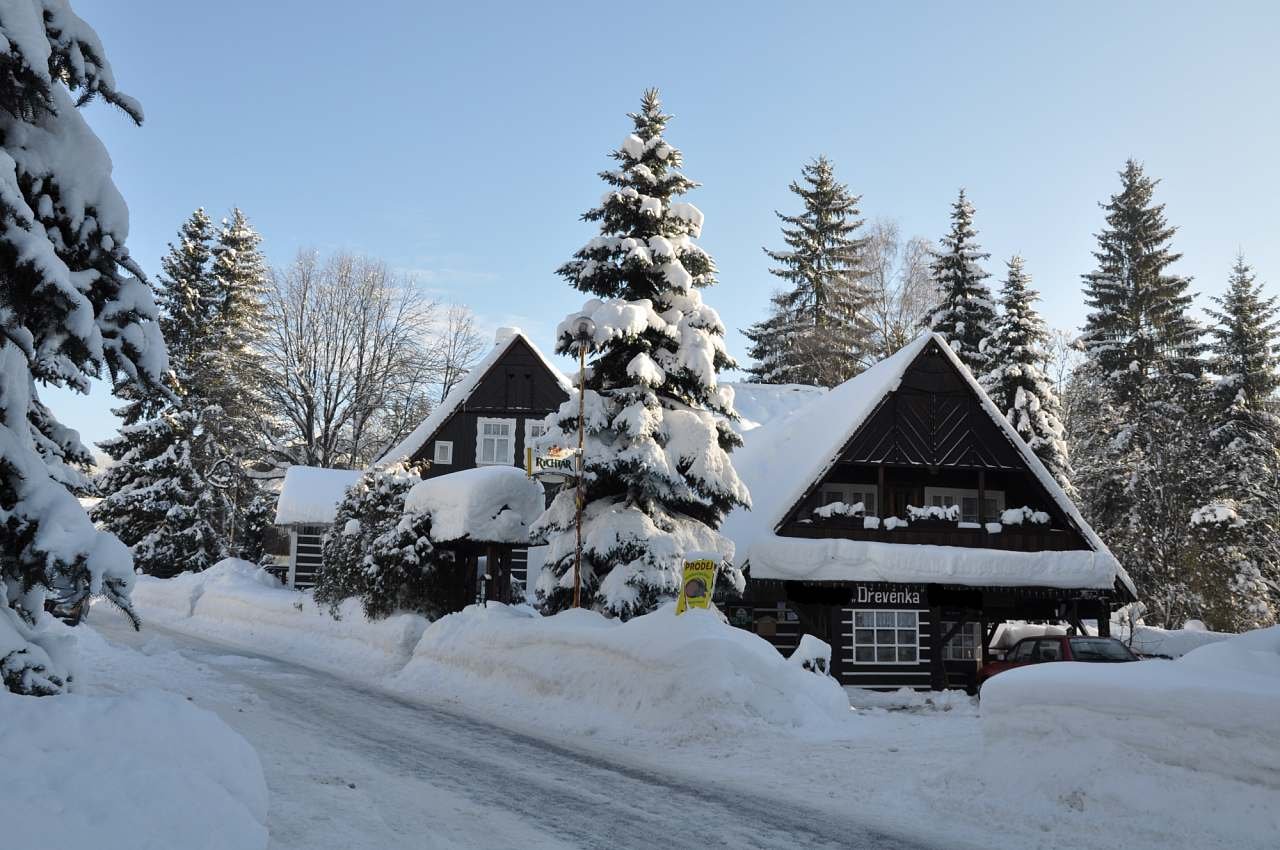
top-left (724, 332), bottom-right (1135, 692)
top-left (270, 327), bottom-right (571, 589)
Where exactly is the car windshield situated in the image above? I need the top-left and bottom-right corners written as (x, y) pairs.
top-left (1069, 638), bottom-right (1137, 661)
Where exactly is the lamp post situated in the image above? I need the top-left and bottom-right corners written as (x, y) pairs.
top-left (570, 316), bottom-right (595, 609)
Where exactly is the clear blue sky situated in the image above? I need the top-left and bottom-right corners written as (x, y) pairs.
top-left (52, 0), bottom-right (1280, 448)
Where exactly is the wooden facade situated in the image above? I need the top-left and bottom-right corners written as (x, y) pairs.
top-left (742, 337), bottom-right (1129, 692)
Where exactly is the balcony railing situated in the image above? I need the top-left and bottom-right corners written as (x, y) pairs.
top-left (785, 516), bottom-right (1084, 552)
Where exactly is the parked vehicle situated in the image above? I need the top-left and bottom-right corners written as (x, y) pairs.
top-left (978, 635), bottom-right (1138, 688)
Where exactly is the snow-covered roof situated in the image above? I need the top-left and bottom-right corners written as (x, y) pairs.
top-left (403, 466), bottom-right (545, 544)
top-left (378, 328), bottom-right (573, 466)
top-left (721, 332), bottom-right (1134, 595)
top-left (724, 382), bottom-right (827, 434)
top-left (274, 466), bottom-right (363, 526)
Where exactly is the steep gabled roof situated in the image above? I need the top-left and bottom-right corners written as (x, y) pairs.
top-left (722, 332), bottom-right (1134, 595)
top-left (377, 327), bottom-right (573, 466)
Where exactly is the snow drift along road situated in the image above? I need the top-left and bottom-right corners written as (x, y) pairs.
top-left (132, 559), bottom-right (849, 739)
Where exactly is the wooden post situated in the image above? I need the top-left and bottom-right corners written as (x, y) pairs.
top-left (977, 468), bottom-right (986, 526)
top-left (1097, 601), bottom-right (1111, 637)
top-left (877, 463), bottom-right (886, 518)
top-left (573, 343), bottom-right (585, 609)
top-left (929, 604), bottom-right (945, 690)
top-left (287, 528), bottom-right (298, 589)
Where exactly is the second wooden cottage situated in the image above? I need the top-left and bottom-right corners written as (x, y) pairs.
top-left (723, 332), bottom-right (1135, 692)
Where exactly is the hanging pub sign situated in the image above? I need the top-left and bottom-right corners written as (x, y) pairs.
top-left (676, 559), bottom-right (717, 614)
top-left (525, 445), bottom-right (579, 480)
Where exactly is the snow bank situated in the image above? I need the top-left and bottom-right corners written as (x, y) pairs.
top-left (392, 603), bottom-right (850, 738)
top-left (131, 563), bottom-right (848, 738)
top-left (273, 465), bottom-right (362, 525)
top-left (980, 626), bottom-right (1280, 845)
top-left (0, 688), bottom-right (267, 850)
top-left (403, 466), bottom-right (544, 543)
top-left (133, 560), bottom-right (427, 676)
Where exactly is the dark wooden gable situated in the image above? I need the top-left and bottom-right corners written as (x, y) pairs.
top-left (776, 337), bottom-right (1093, 551)
top-left (844, 340), bottom-right (1023, 470)
top-left (407, 335), bottom-right (570, 477)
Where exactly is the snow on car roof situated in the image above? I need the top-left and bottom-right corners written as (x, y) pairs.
top-left (403, 466), bottom-right (545, 544)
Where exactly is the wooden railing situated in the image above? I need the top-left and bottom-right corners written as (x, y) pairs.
top-left (784, 518), bottom-right (1084, 552)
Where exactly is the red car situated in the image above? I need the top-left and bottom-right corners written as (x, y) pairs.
top-left (978, 635), bottom-right (1138, 688)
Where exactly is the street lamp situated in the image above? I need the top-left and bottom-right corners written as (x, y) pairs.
top-left (570, 316), bottom-right (596, 609)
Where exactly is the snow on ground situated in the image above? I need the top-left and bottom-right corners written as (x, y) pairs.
top-left (981, 627), bottom-right (1280, 849)
top-left (118, 559), bottom-right (1279, 849)
top-left (0, 625), bottom-right (267, 850)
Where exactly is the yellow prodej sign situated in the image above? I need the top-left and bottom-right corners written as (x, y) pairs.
top-left (675, 559), bottom-right (717, 614)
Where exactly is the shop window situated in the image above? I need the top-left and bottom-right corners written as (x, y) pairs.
top-left (941, 621), bottom-right (982, 661)
top-left (852, 610), bottom-right (918, 664)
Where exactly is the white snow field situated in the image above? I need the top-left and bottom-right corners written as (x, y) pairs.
top-left (0, 629), bottom-right (268, 850)
top-left (113, 559), bottom-right (1280, 849)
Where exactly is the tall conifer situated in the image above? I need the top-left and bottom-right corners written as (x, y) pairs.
top-left (1073, 160), bottom-right (1206, 627)
top-left (982, 257), bottom-right (1074, 494)
top-left (743, 156), bottom-right (874, 386)
top-left (925, 190), bottom-right (996, 375)
top-left (1191, 256), bottom-right (1280, 629)
top-left (532, 90), bottom-right (750, 618)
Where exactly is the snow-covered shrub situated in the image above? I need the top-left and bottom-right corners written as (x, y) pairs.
top-left (788, 634), bottom-right (832, 676)
top-left (1, 1), bottom-right (167, 694)
top-left (906, 504), bottom-right (959, 522)
top-left (314, 464), bottom-right (455, 621)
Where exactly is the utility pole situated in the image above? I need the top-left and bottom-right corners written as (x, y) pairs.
top-left (571, 317), bottom-right (595, 609)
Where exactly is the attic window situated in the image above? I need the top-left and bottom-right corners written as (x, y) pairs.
top-left (433, 441), bottom-right (453, 465)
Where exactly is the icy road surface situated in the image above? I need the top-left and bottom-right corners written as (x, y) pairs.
top-left (85, 607), bottom-right (933, 850)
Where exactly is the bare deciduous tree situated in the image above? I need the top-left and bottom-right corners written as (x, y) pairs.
top-left (261, 251), bottom-right (485, 469)
top-left (865, 218), bottom-right (938, 359)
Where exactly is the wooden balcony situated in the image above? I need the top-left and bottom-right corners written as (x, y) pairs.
top-left (782, 517), bottom-right (1085, 553)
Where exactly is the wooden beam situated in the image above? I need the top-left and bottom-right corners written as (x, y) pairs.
top-left (877, 463), bottom-right (886, 517)
top-left (929, 605), bottom-right (946, 690)
top-left (977, 467), bottom-right (986, 525)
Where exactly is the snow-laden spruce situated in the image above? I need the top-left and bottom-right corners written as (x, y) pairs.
top-left (1, 1), bottom-right (167, 694)
top-left (981, 256), bottom-right (1074, 495)
top-left (743, 155), bottom-right (875, 387)
top-left (1071, 160), bottom-right (1207, 629)
top-left (532, 89), bottom-right (750, 619)
top-left (924, 189), bottom-right (995, 375)
top-left (1191, 256), bottom-right (1280, 630)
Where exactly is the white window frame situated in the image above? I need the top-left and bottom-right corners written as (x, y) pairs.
top-left (476, 417), bottom-right (516, 466)
top-left (850, 609), bottom-right (920, 665)
top-left (941, 621), bottom-right (982, 661)
top-left (923, 487), bottom-right (1005, 524)
top-left (433, 440), bottom-right (453, 465)
top-left (819, 483), bottom-right (879, 515)
top-left (524, 418), bottom-right (549, 449)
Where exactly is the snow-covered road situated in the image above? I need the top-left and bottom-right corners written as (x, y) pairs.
top-left (85, 607), bottom-right (931, 850)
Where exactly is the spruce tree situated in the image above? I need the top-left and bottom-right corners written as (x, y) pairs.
top-left (93, 210), bottom-right (233, 574)
top-left (743, 156), bottom-right (875, 386)
top-left (981, 257), bottom-right (1074, 494)
top-left (1191, 256), bottom-right (1280, 629)
top-left (925, 190), bottom-right (996, 375)
top-left (1073, 160), bottom-right (1206, 627)
top-left (2, 2), bottom-right (166, 693)
top-left (532, 89), bottom-right (750, 619)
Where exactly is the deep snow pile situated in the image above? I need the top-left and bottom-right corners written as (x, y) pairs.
top-left (403, 465), bottom-right (544, 543)
top-left (0, 686), bottom-right (267, 850)
top-left (133, 559), bottom-right (427, 675)
top-left (980, 626), bottom-right (1280, 846)
top-left (393, 603), bottom-right (850, 738)
top-left (132, 560), bottom-right (848, 738)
